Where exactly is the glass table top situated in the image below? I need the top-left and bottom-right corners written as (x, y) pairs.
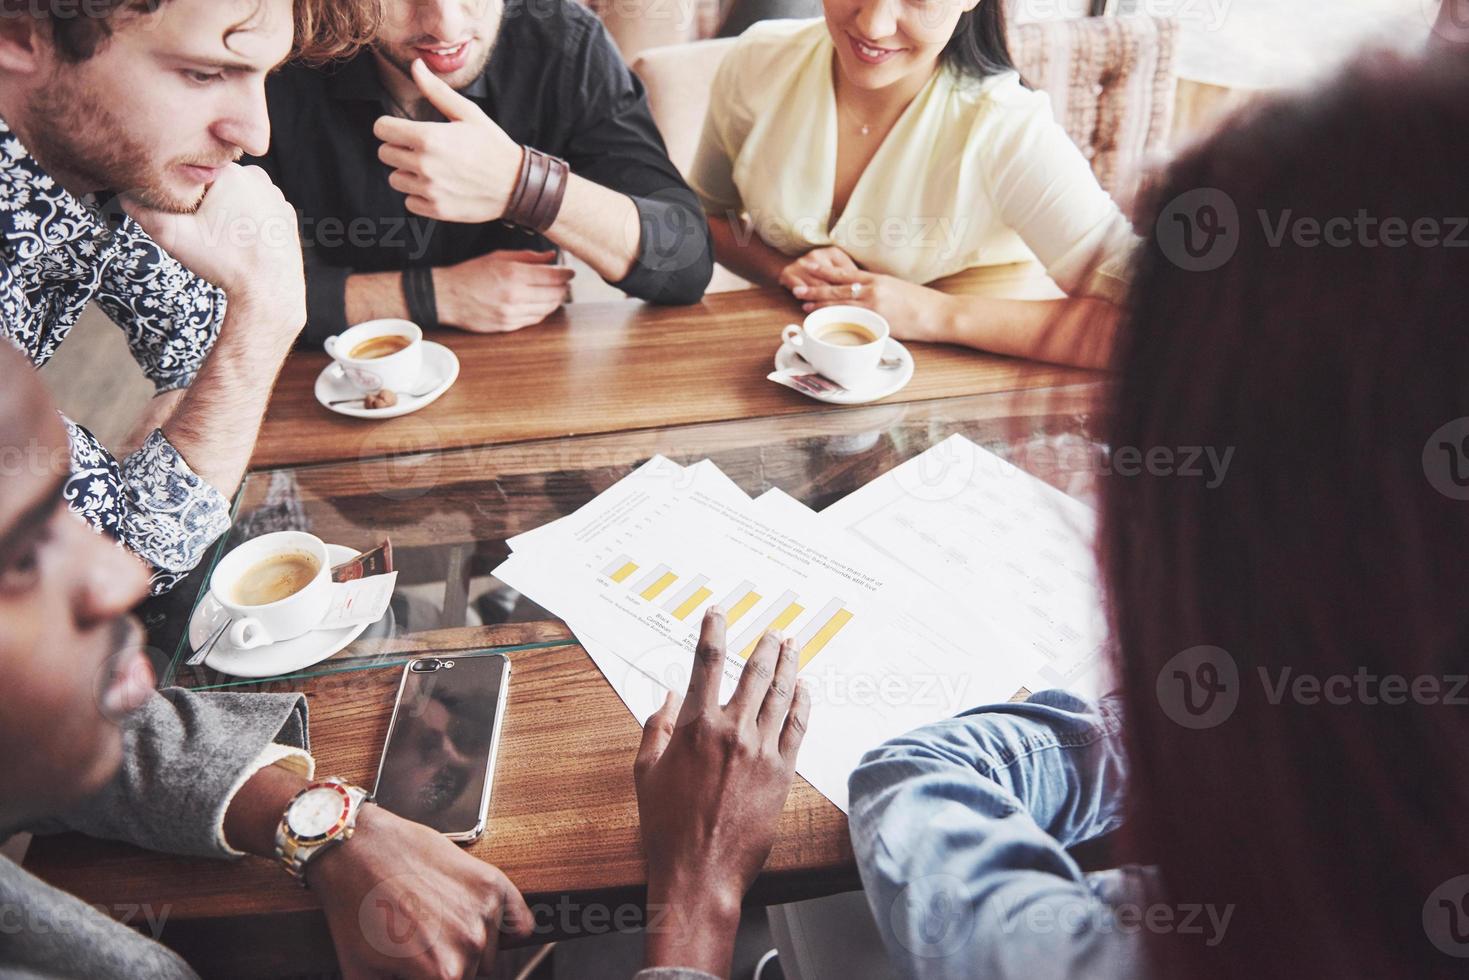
top-left (143, 383), bottom-right (1104, 690)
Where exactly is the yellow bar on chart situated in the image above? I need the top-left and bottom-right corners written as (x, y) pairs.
top-left (739, 602), bottom-right (805, 659)
top-left (640, 572), bottom-right (678, 601)
top-left (610, 562), bottom-right (639, 583)
top-left (726, 591), bottom-right (762, 625)
top-left (672, 587), bottom-right (714, 621)
top-left (798, 609), bottom-right (853, 669)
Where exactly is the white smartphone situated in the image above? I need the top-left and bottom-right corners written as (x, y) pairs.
top-left (371, 653), bottom-right (510, 843)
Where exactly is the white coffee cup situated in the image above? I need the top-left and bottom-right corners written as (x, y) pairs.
top-left (210, 531), bottom-right (332, 650)
top-left (323, 319), bottom-right (424, 395)
top-left (781, 306), bottom-right (890, 389)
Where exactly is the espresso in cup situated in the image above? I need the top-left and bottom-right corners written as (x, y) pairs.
top-left (781, 306), bottom-right (892, 389)
top-left (210, 531), bottom-right (333, 650)
top-left (324, 319), bottom-right (425, 396)
top-left (233, 551), bottom-right (322, 607)
top-left (348, 335), bottom-right (413, 360)
top-left (812, 323), bottom-right (880, 348)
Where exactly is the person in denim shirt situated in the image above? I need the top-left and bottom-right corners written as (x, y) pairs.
top-left (849, 50), bottom-right (1469, 980)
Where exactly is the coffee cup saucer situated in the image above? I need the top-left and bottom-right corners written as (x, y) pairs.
top-left (186, 543), bottom-right (395, 678)
top-left (771, 337), bottom-right (914, 405)
top-left (315, 341), bottom-right (460, 420)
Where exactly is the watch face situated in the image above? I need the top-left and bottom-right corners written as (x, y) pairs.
top-left (288, 785), bottom-right (349, 840)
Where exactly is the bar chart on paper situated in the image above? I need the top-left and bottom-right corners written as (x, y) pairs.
top-left (728, 591), bottom-right (854, 669)
top-left (597, 556), bottom-right (854, 672)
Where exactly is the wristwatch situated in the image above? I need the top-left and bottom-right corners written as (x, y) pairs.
top-left (275, 777), bottom-right (370, 884)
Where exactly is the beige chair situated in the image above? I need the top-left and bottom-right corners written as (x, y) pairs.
top-left (630, 37), bottom-right (738, 176)
top-left (588, 0), bottom-right (721, 62)
top-left (1009, 15), bottom-right (1180, 202)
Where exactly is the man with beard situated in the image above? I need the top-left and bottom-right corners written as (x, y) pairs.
top-left (254, 0), bottom-right (714, 343)
top-left (0, 342), bottom-right (541, 977)
top-left (1, 334), bottom-right (816, 979)
top-left (0, 0), bottom-right (373, 592)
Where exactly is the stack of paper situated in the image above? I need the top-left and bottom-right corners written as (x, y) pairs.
top-left (493, 435), bottom-right (1108, 812)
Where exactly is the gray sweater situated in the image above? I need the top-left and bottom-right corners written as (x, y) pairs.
top-left (0, 687), bottom-right (720, 980)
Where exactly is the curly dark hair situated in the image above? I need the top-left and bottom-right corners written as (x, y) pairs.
top-left (0, 0), bottom-right (380, 65)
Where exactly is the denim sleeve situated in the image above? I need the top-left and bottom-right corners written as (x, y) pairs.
top-left (847, 690), bottom-right (1157, 980)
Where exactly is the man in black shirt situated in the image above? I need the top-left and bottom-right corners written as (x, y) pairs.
top-left (256, 0), bottom-right (713, 345)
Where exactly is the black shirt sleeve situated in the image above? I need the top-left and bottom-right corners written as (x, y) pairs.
top-left (247, 137), bottom-right (355, 346)
top-left (551, 17), bottom-right (714, 305)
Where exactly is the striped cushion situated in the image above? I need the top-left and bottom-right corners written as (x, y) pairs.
top-left (1010, 16), bottom-right (1180, 200)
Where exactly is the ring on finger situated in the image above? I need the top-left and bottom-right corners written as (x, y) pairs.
top-left (851, 282), bottom-right (863, 299)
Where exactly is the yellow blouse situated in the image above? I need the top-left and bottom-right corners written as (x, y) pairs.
top-left (691, 19), bottom-right (1136, 301)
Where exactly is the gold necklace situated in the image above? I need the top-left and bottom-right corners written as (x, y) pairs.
top-left (837, 99), bottom-right (875, 137)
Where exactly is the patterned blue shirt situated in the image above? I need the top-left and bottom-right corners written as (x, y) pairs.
top-left (0, 116), bottom-right (232, 593)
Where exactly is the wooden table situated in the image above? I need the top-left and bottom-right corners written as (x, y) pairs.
top-left (25, 279), bottom-right (1101, 975)
top-left (254, 280), bottom-right (1092, 469)
top-left (27, 622), bottom-right (857, 977)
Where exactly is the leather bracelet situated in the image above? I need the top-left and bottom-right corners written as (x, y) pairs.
top-left (506, 146), bottom-right (533, 222)
top-left (504, 146), bottom-right (570, 235)
top-left (518, 149), bottom-right (550, 229)
top-left (402, 266), bottom-right (438, 330)
top-left (528, 155), bottom-right (569, 234)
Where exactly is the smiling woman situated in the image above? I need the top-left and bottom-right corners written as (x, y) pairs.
top-left (1, 0), bottom-right (382, 65)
